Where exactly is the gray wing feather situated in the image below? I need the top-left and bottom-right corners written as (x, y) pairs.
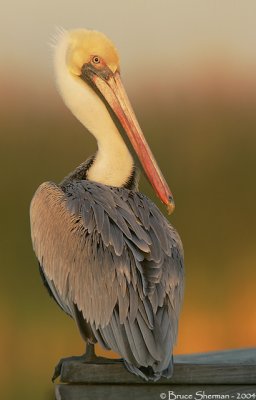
top-left (109, 223), bottom-right (124, 256)
top-left (92, 203), bottom-right (105, 233)
top-left (30, 179), bottom-right (184, 377)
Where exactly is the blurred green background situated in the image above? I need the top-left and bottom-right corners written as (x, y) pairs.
top-left (1, 1), bottom-right (256, 399)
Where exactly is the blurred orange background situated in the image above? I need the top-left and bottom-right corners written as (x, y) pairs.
top-left (1, 1), bottom-right (256, 399)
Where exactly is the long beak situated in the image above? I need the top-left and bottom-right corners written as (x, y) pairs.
top-left (91, 71), bottom-right (175, 214)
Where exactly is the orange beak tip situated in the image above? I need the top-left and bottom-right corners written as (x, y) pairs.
top-left (166, 196), bottom-right (175, 215)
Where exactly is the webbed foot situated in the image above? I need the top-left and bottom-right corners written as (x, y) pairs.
top-left (52, 354), bottom-right (87, 382)
top-left (52, 343), bottom-right (123, 381)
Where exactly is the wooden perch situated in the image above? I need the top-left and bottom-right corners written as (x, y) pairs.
top-left (55, 348), bottom-right (256, 400)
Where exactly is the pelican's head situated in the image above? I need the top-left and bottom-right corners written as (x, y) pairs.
top-left (54, 28), bottom-right (175, 214)
top-left (66, 29), bottom-right (120, 77)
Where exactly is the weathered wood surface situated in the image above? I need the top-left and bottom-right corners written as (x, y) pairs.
top-left (55, 348), bottom-right (256, 400)
top-left (56, 384), bottom-right (256, 400)
top-left (59, 348), bottom-right (256, 384)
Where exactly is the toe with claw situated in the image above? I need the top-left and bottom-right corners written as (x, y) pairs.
top-left (52, 343), bottom-right (123, 382)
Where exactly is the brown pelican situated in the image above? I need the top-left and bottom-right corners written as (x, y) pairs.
top-left (30, 29), bottom-right (184, 382)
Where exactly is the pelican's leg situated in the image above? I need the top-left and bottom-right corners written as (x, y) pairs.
top-left (52, 342), bottom-right (122, 381)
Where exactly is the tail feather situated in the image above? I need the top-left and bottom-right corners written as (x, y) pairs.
top-left (124, 357), bottom-right (173, 382)
top-left (91, 305), bottom-right (176, 382)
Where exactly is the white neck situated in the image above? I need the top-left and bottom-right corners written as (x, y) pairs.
top-left (54, 31), bottom-right (134, 187)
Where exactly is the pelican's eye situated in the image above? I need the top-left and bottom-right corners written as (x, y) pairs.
top-left (92, 56), bottom-right (101, 64)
